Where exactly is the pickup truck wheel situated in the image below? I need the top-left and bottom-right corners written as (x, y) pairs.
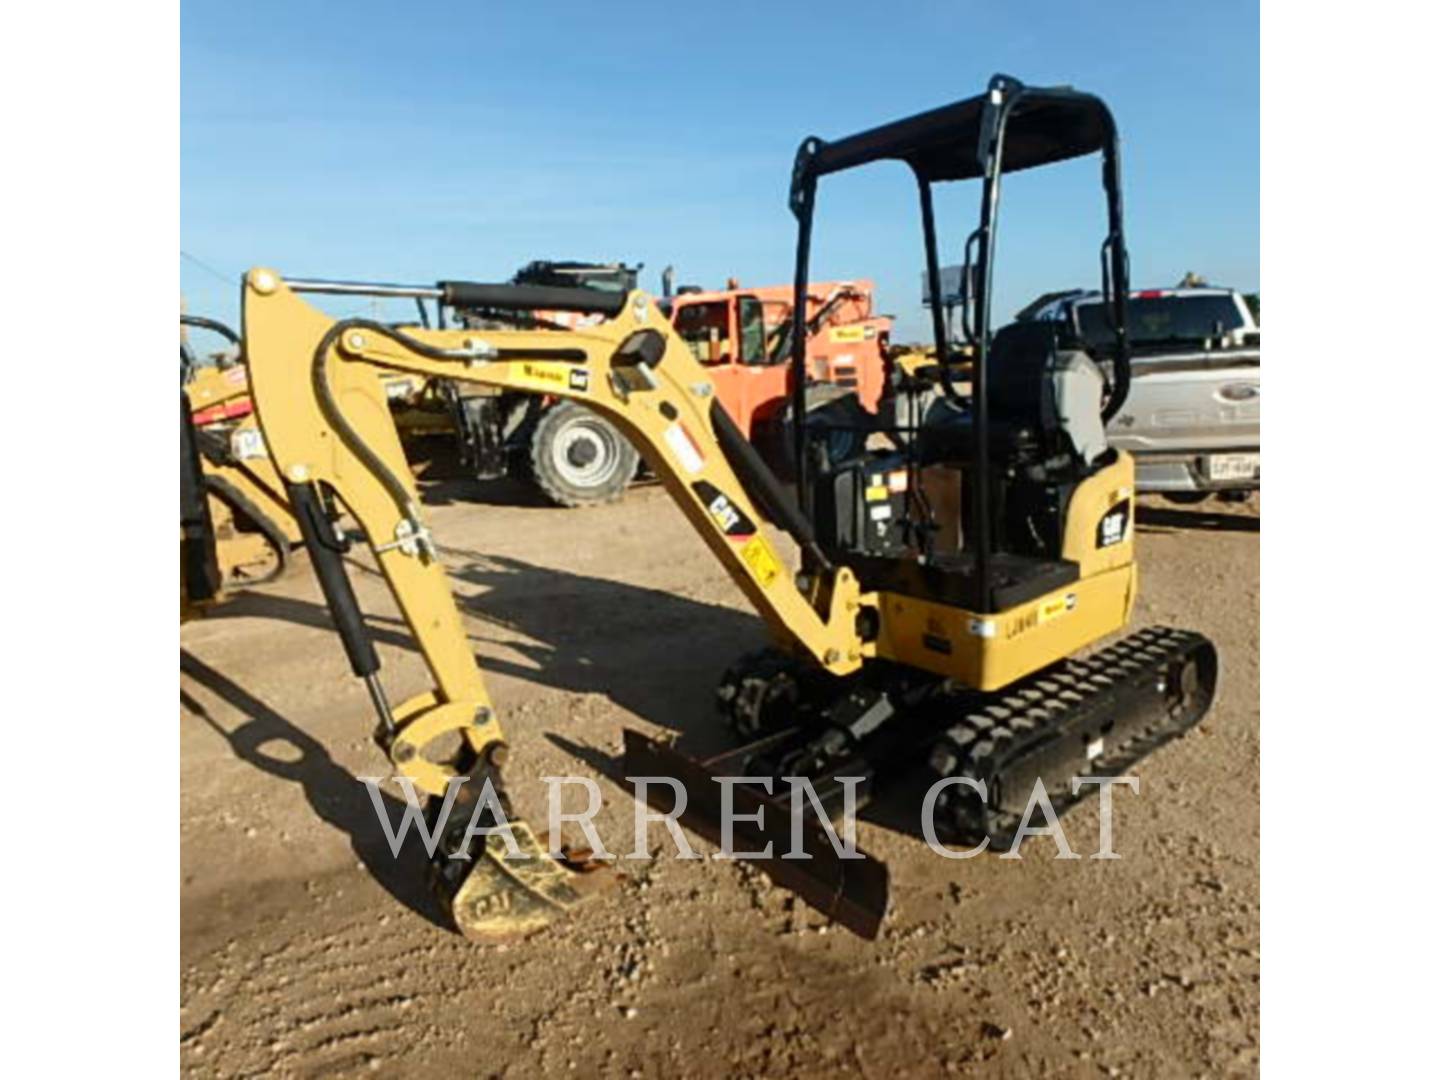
top-left (529, 401), bottom-right (639, 507)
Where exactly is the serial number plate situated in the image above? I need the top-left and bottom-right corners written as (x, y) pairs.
top-left (1204, 453), bottom-right (1259, 481)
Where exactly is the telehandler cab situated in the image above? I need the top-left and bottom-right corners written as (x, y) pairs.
top-left (239, 75), bottom-right (1216, 940)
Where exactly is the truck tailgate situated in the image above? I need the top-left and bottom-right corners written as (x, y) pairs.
top-left (1106, 350), bottom-right (1260, 454)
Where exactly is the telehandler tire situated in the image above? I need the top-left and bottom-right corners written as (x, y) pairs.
top-left (528, 401), bottom-right (640, 507)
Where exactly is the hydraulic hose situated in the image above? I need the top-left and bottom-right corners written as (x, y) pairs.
top-left (313, 319), bottom-right (587, 529)
top-left (311, 319), bottom-right (430, 527)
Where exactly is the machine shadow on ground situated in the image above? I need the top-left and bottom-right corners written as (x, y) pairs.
top-left (436, 551), bottom-right (957, 848)
top-left (202, 588), bottom-right (421, 650)
top-left (418, 474), bottom-right (553, 509)
top-left (180, 650), bottom-right (454, 932)
top-left (1136, 503), bottom-right (1260, 534)
top-left (208, 545), bottom-right (771, 759)
top-left (443, 551), bottom-right (765, 758)
top-left (545, 727), bottom-right (949, 853)
top-left (406, 444), bottom-right (654, 509)
top-left (391, 439), bottom-right (548, 509)
top-left (197, 548), bottom-right (1036, 852)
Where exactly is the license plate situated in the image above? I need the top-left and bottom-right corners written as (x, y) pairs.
top-left (1204, 453), bottom-right (1259, 481)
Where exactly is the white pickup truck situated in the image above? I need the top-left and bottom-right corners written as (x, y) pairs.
top-left (1025, 286), bottom-right (1260, 501)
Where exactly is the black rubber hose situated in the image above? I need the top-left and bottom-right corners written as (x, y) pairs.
top-left (709, 398), bottom-right (832, 573)
top-left (181, 314), bottom-right (241, 346)
top-left (203, 474), bottom-right (292, 587)
top-left (311, 320), bottom-right (420, 522)
top-left (312, 318), bottom-right (585, 523)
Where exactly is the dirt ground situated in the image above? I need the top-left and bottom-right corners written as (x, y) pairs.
top-left (180, 478), bottom-right (1259, 1078)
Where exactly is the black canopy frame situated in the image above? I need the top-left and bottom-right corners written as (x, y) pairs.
top-left (786, 73), bottom-right (1133, 612)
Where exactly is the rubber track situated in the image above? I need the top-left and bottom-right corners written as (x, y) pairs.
top-left (933, 626), bottom-right (1217, 848)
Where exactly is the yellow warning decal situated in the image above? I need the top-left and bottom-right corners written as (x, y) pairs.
top-left (1008, 594), bottom-right (1076, 639)
top-left (740, 535), bottom-right (781, 588)
top-left (864, 484), bottom-right (889, 502)
top-left (830, 325), bottom-right (867, 343)
top-left (1037, 593), bottom-right (1077, 624)
top-left (510, 361), bottom-right (586, 394)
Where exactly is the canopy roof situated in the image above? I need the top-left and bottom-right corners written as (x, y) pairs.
top-left (799, 78), bottom-right (1115, 184)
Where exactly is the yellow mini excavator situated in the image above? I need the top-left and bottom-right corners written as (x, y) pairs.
top-left (180, 314), bottom-right (302, 614)
top-left (239, 76), bottom-right (1216, 940)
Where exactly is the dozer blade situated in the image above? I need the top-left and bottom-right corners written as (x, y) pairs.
top-left (623, 729), bottom-right (890, 939)
top-left (439, 819), bottom-right (612, 944)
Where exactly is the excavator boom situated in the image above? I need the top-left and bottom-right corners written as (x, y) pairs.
top-left (242, 269), bottom-right (881, 938)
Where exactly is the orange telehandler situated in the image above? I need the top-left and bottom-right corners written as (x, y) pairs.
top-left (392, 261), bottom-right (893, 505)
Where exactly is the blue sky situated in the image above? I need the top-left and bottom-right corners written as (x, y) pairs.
top-left (182, 1), bottom-right (1258, 341)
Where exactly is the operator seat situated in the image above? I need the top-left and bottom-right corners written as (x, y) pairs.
top-left (914, 320), bottom-right (1110, 475)
top-left (988, 320), bottom-right (1109, 468)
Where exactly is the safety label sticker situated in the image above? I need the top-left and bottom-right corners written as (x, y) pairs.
top-left (510, 361), bottom-right (576, 394)
top-left (665, 422), bottom-right (705, 474)
top-left (740, 535), bottom-right (781, 588)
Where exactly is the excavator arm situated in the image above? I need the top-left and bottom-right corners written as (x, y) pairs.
top-left (241, 268), bottom-right (875, 939)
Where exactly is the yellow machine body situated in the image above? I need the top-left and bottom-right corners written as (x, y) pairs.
top-left (181, 357), bottom-right (303, 614)
top-left (200, 427), bottom-right (302, 552)
top-left (244, 271), bottom-right (873, 793)
top-left (242, 269), bottom-right (1139, 784)
top-left (873, 461), bottom-right (1137, 690)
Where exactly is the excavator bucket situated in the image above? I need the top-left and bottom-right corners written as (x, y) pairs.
top-left (439, 819), bottom-right (615, 944)
top-left (622, 729), bottom-right (890, 939)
